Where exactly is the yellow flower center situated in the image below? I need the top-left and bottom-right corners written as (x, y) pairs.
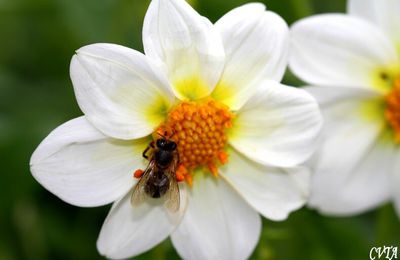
top-left (156, 99), bottom-right (234, 185)
top-left (385, 78), bottom-right (400, 143)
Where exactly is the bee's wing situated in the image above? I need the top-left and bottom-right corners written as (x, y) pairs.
top-left (130, 160), bottom-right (155, 207)
top-left (163, 156), bottom-right (180, 213)
top-left (164, 174), bottom-right (180, 212)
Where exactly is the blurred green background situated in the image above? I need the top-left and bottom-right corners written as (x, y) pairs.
top-left (1, 0), bottom-right (399, 259)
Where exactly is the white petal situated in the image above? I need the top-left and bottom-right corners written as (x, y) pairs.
top-left (220, 148), bottom-right (310, 221)
top-left (212, 4), bottom-right (289, 110)
top-left (310, 144), bottom-right (393, 216)
top-left (290, 14), bottom-right (398, 89)
top-left (229, 81), bottom-right (322, 168)
top-left (171, 176), bottom-right (261, 260)
top-left (30, 117), bottom-right (148, 207)
top-left (97, 186), bottom-right (188, 260)
top-left (70, 43), bottom-right (175, 140)
top-left (390, 147), bottom-right (400, 217)
top-left (143, 0), bottom-right (225, 100)
top-left (348, 0), bottom-right (400, 53)
top-left (306, 86), bottom-right (392, 215)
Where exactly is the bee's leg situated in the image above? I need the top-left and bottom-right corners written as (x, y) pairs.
top-left (142, 147), bottom-right (150, 159)
top-left (142, 141), bottom-right (155, 160)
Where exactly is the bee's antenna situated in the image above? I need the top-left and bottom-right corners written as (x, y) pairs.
top-left (156, 129), bottom-right (167, 139)
top-left (169, 130), bottom-right (176, 139)
top-left (157, 132), bottom-right (166, 139)
top-left (157, 129), bottom-right (176, 140)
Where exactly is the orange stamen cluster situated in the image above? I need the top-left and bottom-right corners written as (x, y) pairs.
top-left (175, 164), bottom-right (192, 186)
top-left (385, 78), bottom-right (400, 143)
top-left (158, 99), bottom-right (234, 183)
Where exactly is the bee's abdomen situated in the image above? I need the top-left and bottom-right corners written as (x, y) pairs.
top-left (145, 171), bottom-right (170, 198)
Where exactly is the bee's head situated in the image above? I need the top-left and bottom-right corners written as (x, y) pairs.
top-left (156, 138), bottom-right (177, 151)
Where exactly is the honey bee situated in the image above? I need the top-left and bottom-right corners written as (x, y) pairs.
top-left (131, 132), bottom-right (180, 212)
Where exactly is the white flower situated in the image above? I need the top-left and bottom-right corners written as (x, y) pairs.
top-left (289, 0), bottom-right (400, 216)
top-left (30, 1), bottom-right (322, 259)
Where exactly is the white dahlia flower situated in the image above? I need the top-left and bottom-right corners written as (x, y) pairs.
top-left (290, 0), bottom-right (400, 216)
top-left (30, 1), bottom-right (322, 259)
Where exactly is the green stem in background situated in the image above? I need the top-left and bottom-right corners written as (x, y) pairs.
top-left (290, 0), bottom-right (314, 19)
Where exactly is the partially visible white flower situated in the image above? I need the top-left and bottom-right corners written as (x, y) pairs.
top-left (30, 1), bottom-right (322, 259)
top-left (289, 0), bottom-right (400, 216)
